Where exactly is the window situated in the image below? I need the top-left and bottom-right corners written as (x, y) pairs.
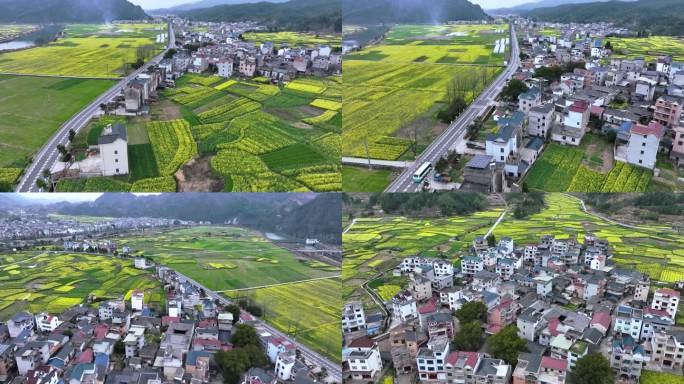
top-left (116, 168), bottom-right (120, 173)
top-left (640, 151), bottom-right (644, 155)
top-left (115, 159), bottom-right (119, 163)
top-left (114, 150), bottom-right (118, 155)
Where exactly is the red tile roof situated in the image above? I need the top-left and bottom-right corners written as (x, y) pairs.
top-left (656, 288), bottom-right (680, 297)
top-left (548, 318), bottom-right (560, 336)
top-left (76, 348), bottom-right (93, 364)
top-left (348, 336), bottom-right (375, 349)
top-left (445, 351), bottom-right (479, 367)
top-left (591, 312), bottom-right (611, 329)
top-left (541, 356), bottom-right (568, 371)
top-left (570, 100), bottom-right (589, 113)
top-left (632, 121), bottom-right (664, 139)
top-left (644, 307), bottom-right (670, 318)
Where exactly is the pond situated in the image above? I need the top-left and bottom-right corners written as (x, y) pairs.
top-left (0, 40), bottom-right (35, 51)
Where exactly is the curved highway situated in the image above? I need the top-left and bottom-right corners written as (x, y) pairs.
top-left (385, 23), bottom-right (520, 192)
top-left (16, 22), bottom-right (176, 192)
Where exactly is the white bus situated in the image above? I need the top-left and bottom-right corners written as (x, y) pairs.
top-left (412, 162), bottom-right (432, 183)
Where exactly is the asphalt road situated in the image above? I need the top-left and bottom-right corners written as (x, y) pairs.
top-left (385, 24), bottom-right (520, 192)
top-left (16, 22), bottom-right (176, 192)
top-left (173, 271), bottom-right (342, 383)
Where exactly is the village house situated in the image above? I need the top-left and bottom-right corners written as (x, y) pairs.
top-left (344, 336), bottom-right (383, 381)
top-left (98, 124), bottom-right (129, 177)
top-left (623, 121), bottom-right (664, 170)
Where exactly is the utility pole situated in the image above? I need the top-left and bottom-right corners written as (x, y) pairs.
top-left (364, 136), bottom-right (372, 170)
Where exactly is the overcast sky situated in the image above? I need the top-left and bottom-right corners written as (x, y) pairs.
top-left (470, 0), bottom-right (535, 8)
top-left (129, 0), bottom-right (192, 8)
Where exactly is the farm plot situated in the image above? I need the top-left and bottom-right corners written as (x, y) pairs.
top-left (119, 226), bottom-right (339, 291)
top-left (488, 194), bottom-right (684, 282)
top-left (524, 143), bottom-right (652, 192)
top-left (0, 23), bottom-right (165, 77)
top-left (226, 278), bottom-right (341, 363)
top-left (609, 36), bottom-right (684, 62)
top-left (147, 119), bottom-right (198, 175)
top-left (0, 252), bottom-right (162, 320)
top-left (0, 75), bottom-right (115, 182)
top-left (343, 60), bottom-right (500, 160)
top-left (241, 31), bottom-right (341, 48)
top-left (342, 208), bottom-right (504, 305)
top-left (164, 74), bottom-right (341, 192)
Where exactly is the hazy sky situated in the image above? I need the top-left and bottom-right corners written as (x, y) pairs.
top-left (129, 0), bottom-right (192, 8)
top-left (471, 0), bottom-right (535, 8)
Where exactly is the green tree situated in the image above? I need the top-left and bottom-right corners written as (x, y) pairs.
top-left (231, 324), bottom-right (260, 348)
top-left (453, 322), bottom-right (483, 351)
top-left (489, 325), bottom-right (528, 365)
top-left (568, 353), bottom-right (613, 384)
top-left (241, 344), bottom-right (269, 368)
top-left (435, 157), bottom-right (449, 174)
top-left (487, 234), bottom-right (497, 247)
top-left (455, 301), bottom-right (487, 324)
top-left (500, 79), bottom-right (528, 102)
top-left (215, 349), bottom-right (250, 384)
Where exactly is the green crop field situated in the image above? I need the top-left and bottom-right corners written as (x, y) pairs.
top-left (0, 23), bottom-right (165, 77)
top-left (609, 36), bottom-right (684, 62)
top-left (241, 31), bottom-right (341, 48)
top-left (0, 75), bottom-right (115, 185)
top-left (227, 278), bottom-right (341, 363)
top-left (640, 371), bottom-right (684, 384)
top-left (342, 209), bottom-right (504, 307)
top-left (524, 143), bottom-right (654, 192)
top-left (0, 252), bottom-right (163, 320)
top-left (161, 73), bottom-right (342, 192)
top-left (343, 23), bottom-right (506, 170)
top-left (118, 226), bottom-right (339, 290)
top-left (343, 193), bottom-right (684, 311)
top-left (117, 225), bottom-right (340, 361)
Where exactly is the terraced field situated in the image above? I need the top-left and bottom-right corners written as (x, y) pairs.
top-left (343, 23), bottom-right (506, 173)
top-left (226, 278), bottom-right (341, 363)
top-left (524, 143), bottom-right (653, 192)
top-left (0, 252), bottom-right (163, 320)
top-left (342, 209), bottom-right (504, 308)
top-left (164, 74), bottom-right (342, 192)
top-left (241, 31), bottom-right (341, 49)
top-left (609, 36), bottom-right (684, 62)
top-left (343, 193), bottom-right (684, 300)
top-left (0, 23), bottom-right (166, 77)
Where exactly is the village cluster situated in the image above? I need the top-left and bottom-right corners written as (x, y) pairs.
top-left (342, 233), bottom-right (684, 383)
top-left (0, 213), bottom-right (187, 245)
top-left (461, 20), bottom-right (684, 192)
top-left (0, 261), bottom-right (326, 384)
top-left (53, 18), bottom-right (340, 181)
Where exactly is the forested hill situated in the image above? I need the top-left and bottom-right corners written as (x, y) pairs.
top-left (343, 0), bottom-right (489, 25)
top-left (524, 0), bottom-right (684, 36)
top-left (0, 0), bottom-right (148, 23)
top-left (180, 0), bottom-right (341, 32)
top-left (50, 193), bottom-right (342, 244)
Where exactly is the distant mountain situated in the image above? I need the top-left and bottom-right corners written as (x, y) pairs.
top-left (524, 0), bottom-right (684, 35)
top-left (0, 0), bottom-right (148, 23)
top-left (180, 0), bottom-right (341, 32)
top-left (147, 0), bottom-right (288, 14)
top-left (343, 0), bottom-right (489, 25)
top-left (488, 0), bottom-right (636, 14)
top-left (53, 193), bottom-right (341, 244)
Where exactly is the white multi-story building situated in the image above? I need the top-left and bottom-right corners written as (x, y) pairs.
top-left (528, 103), bottom-right (554, 138)
top-left (461, 256), bottom-right (484, 276)
top-left (99, 124), bottom-right (129, 176)
top-left (123, 325), bottom-right (145, 358)
top-left (614, 305), bottom-right (643, 339)
top-left (217, 58), bottom-right (234, 78)
top-left (342, 301), bottom-right (366, 333)
top-left (417, 336), bottom-right (450, 382)
top-left (392, 293), bottom-right (418, 322)
top-left (626, 121), bottom-right (664, 170)
top-left (344, 337), bottom-right (383, 381)
top-left (168, 299), bottom-right (182, 318)
top-left (34, 313), bottom-right (62, 333)
top-left (650, 329), bottom-right (684, 371)
top-left (275, 350), bottom-right (296, 381)
top-left (8, 312), bottom-right (34, 338)
top-left (131, 290), bottom-right (144, 312)
top-left (651, 288), bottom-right (680, 319)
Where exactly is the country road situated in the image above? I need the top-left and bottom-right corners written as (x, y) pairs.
top-left (386, 23), bottom-right (520, 192)
top-left (173, 270), bottom-right (342, 383)
top-left (16, 22), bottom-right (176, 192)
